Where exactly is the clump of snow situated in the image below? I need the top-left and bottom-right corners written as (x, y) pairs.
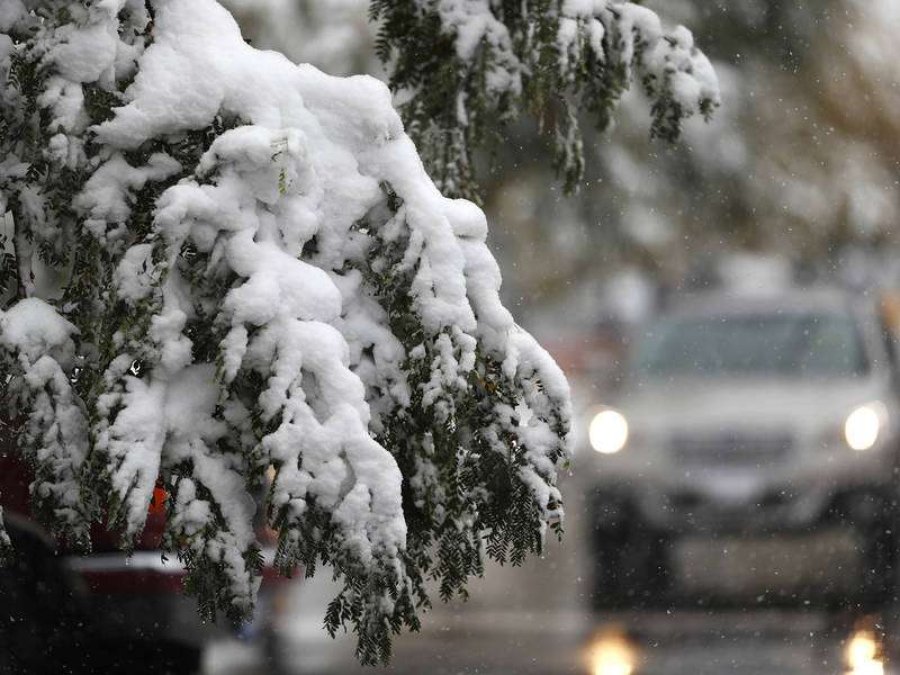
top-left (1, 298), bottom-right (78, 363)
top-left (0, 2), bottom-right (25, 34)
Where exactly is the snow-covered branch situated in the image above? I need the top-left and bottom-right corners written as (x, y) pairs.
top-left (0, 0), bottom-right (571, 662)
top-left (372, 0), bottom-right (720, 198)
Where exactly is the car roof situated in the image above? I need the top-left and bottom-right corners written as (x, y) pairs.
top-left (664, 287), bottom-right (867, 319)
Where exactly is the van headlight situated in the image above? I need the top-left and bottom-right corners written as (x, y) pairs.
top-left (844, 402), bottom-right (887, 452)
top-left (589, 409), bottom-right (629, 455)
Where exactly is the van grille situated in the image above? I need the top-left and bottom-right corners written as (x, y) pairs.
top-left (671, 431), bottom-right (794, 467)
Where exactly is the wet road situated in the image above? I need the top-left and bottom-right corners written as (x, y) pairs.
top-left (208, 596), bottom-right (898, 675)
top-left (205, 474), bottom-right (899, 675)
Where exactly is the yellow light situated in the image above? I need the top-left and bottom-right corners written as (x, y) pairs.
top-left (845, 627), bottom-right (885, 675)
top-left (589, 410), bottom-right (629, 455)
top-left (584, 628), bottom-right (638, 675)
top-left (845, 404), bottom-right (883, 451)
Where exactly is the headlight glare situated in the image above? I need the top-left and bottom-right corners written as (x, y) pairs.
top-left (589, 409), bottom-right (629, 455)
top-left (844, 403), bottom-right (884, 452)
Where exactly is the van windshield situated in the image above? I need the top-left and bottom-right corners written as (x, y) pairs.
top-left (633, 312), bottom-right (869, 378)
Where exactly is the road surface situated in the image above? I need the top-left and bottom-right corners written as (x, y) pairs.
top-left (205, 474), bottom-right (897, 675)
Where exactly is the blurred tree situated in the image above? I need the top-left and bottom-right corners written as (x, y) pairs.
top-left (484, 0), bottom-right (900, 319)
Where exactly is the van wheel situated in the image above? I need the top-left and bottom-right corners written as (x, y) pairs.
top-left (591, 525), bottom-right (671, 611)
top-left (859, 518), bottom-right (899, 608)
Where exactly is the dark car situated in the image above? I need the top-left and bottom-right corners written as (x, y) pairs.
top-left (0, 439), bottom-right (291, 674)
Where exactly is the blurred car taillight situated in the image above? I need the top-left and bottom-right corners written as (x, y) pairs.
top-left (149, 484), bottom-right (167, 515)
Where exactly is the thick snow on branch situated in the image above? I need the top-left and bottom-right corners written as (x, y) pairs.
top-left (432, 0), bottom-right (718, 118)
top-left (0, 299), bottom-right (90, 545)
top-left (1, 0), bottom-right (571, 661)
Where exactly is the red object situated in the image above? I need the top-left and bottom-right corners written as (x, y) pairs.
top-left (149, 485), bottom-right (168, 515)
top-left (80, 567), bottom-right (186, 594)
